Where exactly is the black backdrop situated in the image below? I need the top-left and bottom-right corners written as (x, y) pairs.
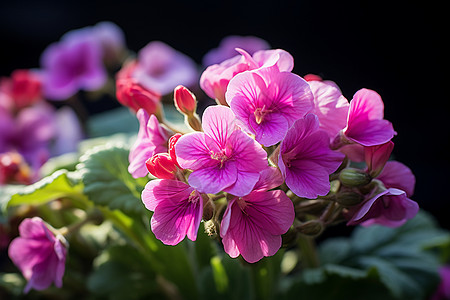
top-left (0, 0), bottom-right (448, 229)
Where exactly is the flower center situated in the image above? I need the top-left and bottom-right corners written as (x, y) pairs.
top-left (188, 190), bottom-right (198, 203)
top-left (254, 105), bottom-right (272, 124)
top-left (210, 150), bottom-right (228, 168)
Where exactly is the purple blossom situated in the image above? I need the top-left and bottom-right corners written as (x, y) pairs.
top-left (0, 103), bottom-right (56, 170)
top-left (226, 65), bottom-right (313, 146)
top-left (220, 167), bottom-right (294, 263)
top-left (331, 88), bottom-right (396, 148)
top-left (41, 30), bottom-right (107, 100)
top-left (202, 35), bottom-right (270, 66)
top-left (128, 109), bottom-right (171, 178)
top-left (175, 105), bottom-right (268, 197)
top-left (430, 266), bottom-right (450, 300)
top-left (133, 41), bottom-right (198, 95)
top-left (8, 217), bottom-right (67, 293)
top-left (278, 114), bottom-right (345, 199)
top-left (142, 179), bottom-right (203, 245)
top-left (346, 161), bottom-right (418, 227)
top-left (200, 48), bottom-right (294, 106)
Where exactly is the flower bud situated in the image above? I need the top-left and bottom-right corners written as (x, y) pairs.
top-left (339, 168), bottom-right (371, 187)
top-left (364, 141), bottom-right (394, 178)
top-left (202, 195), bottom-right (215, 221)
top-left (336, 191), bottom-right (364, 207)
top-left (116, 78), bottom-right (161, 117)
top-left (168, 133), bottom-right (182, 168)
top-left (174, 85), bottom-right (197, 116)
top-left (295, 220), bottom-right (324, 237)
top-left (0, 70), bottom-right (42, 110)
top-left (145, 153), bottom-right (177, 180)
top-left (0, 152), bottom-right (32, 185)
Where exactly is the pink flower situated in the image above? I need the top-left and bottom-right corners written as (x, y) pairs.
top-left (200, 48), bottom-right (294, 105)
top-left (8, 217), bottom-right (67, 293)
top-left (202, 35), bottom-right (270, 66)
top-left (41, 30), bottom-right (107, 100)
top-left (278, 114), bottom-right (345, 199)
top-left (132, 41), bottom-right (198, 95)
top-left (220, 167), bottom-right (294, 263)
top-left (142, 179), bottom-right (203, 245)
top-left (116, 77), bottom-right (162, 116)
top-left (346, 161), bottom-right (418, 227)
top-left (307, 79), bottom-right (349, 139)
top-left (346, 187), bottom-right (419, 227)
top-left (0, 69), bottom-right (42, 110)
top-left (226, 64), bottom-right (313, 146)
top-left (332, 88), bottom-right (396, 148)
top-left (175, 105), bottom-right (268, 197)
top-left (128, 109), bottom-right (171, 178)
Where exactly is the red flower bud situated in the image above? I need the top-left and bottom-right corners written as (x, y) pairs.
top-left (168, 133), bottom-right (182, 168)
top-left (303, 74), bottom-right (323, 82)
top-left (116, 78), bottom-right (161, 115)
top-left (0, 152), bottom-right (32, 185)
top-left (364, 141), bottom-right (394, 178)
top-left (0, 70), bottom-right (42, 110)
top-left (174, 85), bottom-right (197, 115)
top-left (145, 153), bottom-right (177, 180)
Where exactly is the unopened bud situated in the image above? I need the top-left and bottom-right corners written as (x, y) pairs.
top-left (281, 226), bottom-right (298, 248)
top-left (336, 191), bottom-right (364, 207)
top-left (174, 85), bottom-right (197, 116)
top-left (364, 141), bottom-right (394, 178)
top-left (296, 220), bottom-right (324, 237)
top-left (187, 115), bottom-right (202, 131)
top-left (168, 133), bottom-right (182, 168)
top-left (116, 78), bottom-right (162, 117)
top-left (202, 195), bottom-right (215, 221)
top-left (0, 152), bottom-right (32, 185)
top-left (339, 168), bottom-right (371, 187)
top-left (145, 153), bottom-right (177, 179)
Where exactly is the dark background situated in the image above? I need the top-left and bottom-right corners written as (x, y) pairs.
top-left (0, 0), bottom-right (448, 229)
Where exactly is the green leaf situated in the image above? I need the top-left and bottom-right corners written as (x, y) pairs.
top-left (77, 144), bottom-right (147, 214)
top-left (6, 169), bottom-right (86, 210)
top-left (315, 210), bottom-right (447, 300)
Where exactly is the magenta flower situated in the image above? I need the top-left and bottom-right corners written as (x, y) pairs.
top-left (307, 79), bottom-right (349, 139)
top-left (200, 48), bottom-right (294, 105)
top-left (175, 105), bottom-right (268, 197)
top-left (331, 88), bottom-right (396, 148)
top-left (226, 65), bottom-right (313, 146)
top-left (278, 114), bottom-right (345, 199)
top-left (142, 179), bottom-right (203, 245)
top-left (133, 41), bottom-right (198, 95)
top-left (8, 217), bottom-right (67, 293)
top-left (220, 167), bottom-right (294, 263)
top-left (364, 141), bottom-right (394, 178)
top-left (346, 187), bottom-right (419, 227)
top-left (346, 160), bottom-right (418, 227)
top-left (41, 31), bottom-right (107, 100)
top-left (202, 35), bottom-right (270, 66)
top-left (128, 109), bottom-right (171, 178)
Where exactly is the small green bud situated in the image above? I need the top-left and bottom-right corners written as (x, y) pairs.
top-left (339, 168), bottom-right (371, 187)
top-left (296, 220), bottom-right (324, 237)
top-left (336, 191), bottom-right (364, 207)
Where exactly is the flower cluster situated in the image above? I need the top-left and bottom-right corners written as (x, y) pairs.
top-left (123, 42), bottom-right (419, 262)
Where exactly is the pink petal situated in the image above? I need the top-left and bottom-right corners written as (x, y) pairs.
top-left (175, 132), bottom-right (219, 170)
top-left (285, 160), bottom-right (332, 198)
top-left (253, 167), bottom-right (284, 191)
top-left (201, 106), bottom-right (237, 147)
top-left (223, 170), bottom-right (260, 197)
top-left (188, 161), bottom-right (238, 194)
top-left (377, 161), bottom-right (415, 197)
top-left (142, 179), bottom-right (192, 211)
top-left (252, 49), bottom-right (294, 71)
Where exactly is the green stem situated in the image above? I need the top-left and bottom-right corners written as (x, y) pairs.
top-left (297, 235), bottom-right (320, 269)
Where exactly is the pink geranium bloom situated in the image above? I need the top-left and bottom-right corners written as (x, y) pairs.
top-left (278, 114), bottom-right (345, 199)
top-left (307, 79), bottom-right (349, 139)
top-left (200, 48), bottom-right (294, 105)
top-left (142, 179), bottom-right (203, 245)
top-left (346, 187), bottom-right (419, 227)
top-left (41, 31), bottom-right (107, 100)
top-left (133, 41), bottom-right (198, 95)
top-left (220, 167), bottom-right (294, 263)
top-left (346, 160), bottom-right (417, 227)
top-left (226, 64), bottom-right (313, 146)
top-left (175, 105), bottom-right (268, 197)
top-left (128, 109), bottom-right (171, 178)
top-left (202, 35), bottom-right (270, 66)
top-left (332, 88), bottom-right (396, 148)
top-left (8, 217), bottom-right (67, 293)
